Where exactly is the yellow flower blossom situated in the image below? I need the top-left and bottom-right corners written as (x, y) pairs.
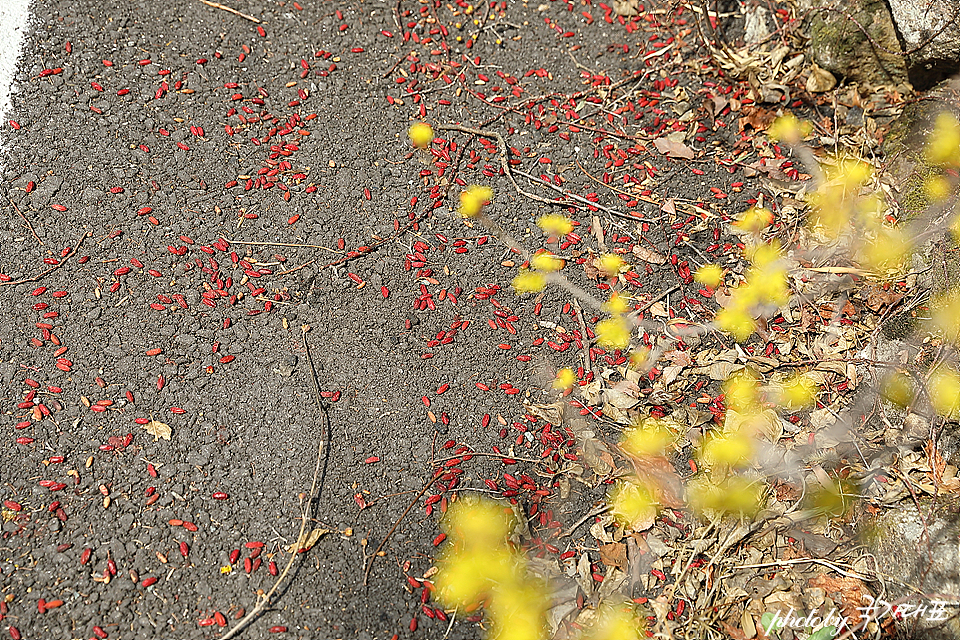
top-left (407, 122), bottom-right (434, 149)
top-left (459, 185), bottom-right (493, 218)
top-left (929, 367), bottom-right (960, 419)
top-left (622, 418), bottom-right (673, 457)
top-left (779, 374), bottom-right (818, 408)
top-left (610, 479), bottom-right (657, 530)
top-left (596, 316), bottom-right (631, 349)
top-left (700, 432), bottom-right (754, 467)
top-left (723, 370), bottom-right (760, 412)
top-left (536, 213), bottom-right (573, 236)
top-left (530, 251), bottom-right (563, 272)
top-left (734, 207), bottom-right (773, 232)
top-left (715, 305), bottom-right (756, 341)
top-left (688, 475), bottom-right (762, 516)
top-left (602, 292), bottom-right (630, 315)
top-left (881, 371), bottom-right (915, 407)
top-left (694, 264), bottom-right (723, 288)
top-left (925, 112), bottom-right (960, 166)
top-left (512, 270), bottom-right (546, 293)
top-left (553, 368), bottom-right (576, 390)
top-left (924, 175), bottom-right (952, 201)
top-left (767, 113), bottom-right (812, 145)
top-left (599, 253), bottom-right (625, 277)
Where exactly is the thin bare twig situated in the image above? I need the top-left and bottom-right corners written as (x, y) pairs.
top-left (627, 285), bottom-right (680, 323)
top-left (226, 239), bottom-right (340, 252)
top-left (431, 451), bottom-right (545, 465)
top-left (559, 503), bottom-right (611, 538)
top-left (513, 168), bottom-right (659, 223)
top-left (0, 231), bottom-right (90, 287)
top-left (199, 0), bottom-right (261, 23)
top-left (362, 471), bottom-right (441, 585)
top-left (8, 199), bottom-right (42, 244)
top-left (219, 326), bottom-right (329, 640)
top-left (572, 299), bottom-right (595, 380)
top-left (434, 124), bottom-right (557, 207)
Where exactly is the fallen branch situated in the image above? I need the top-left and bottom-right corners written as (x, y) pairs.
top-left (199, 0), bottom-right (261, 23)
top-left (435, 123), bottom-right (557, 207)
top-left (0, 231), bottom-right (90, 287)
top-left (8, 199), bottom-right (43, 244)
top-left (219, 325), bottom-right (329, 640)
top-left (362, 471), bottom-right (441, 585)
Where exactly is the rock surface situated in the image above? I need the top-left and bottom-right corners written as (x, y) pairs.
top-left (807, 0), bottom-right (909, 87)
top-left (887, 0), bottom-right (960, 87)
top-left (867, 498), bottom-right (960, 639)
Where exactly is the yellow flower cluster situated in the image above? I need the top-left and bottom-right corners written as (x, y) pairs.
top-left (510, 213), bottom-right (579, 294)
top-left (767, 113), bottom-right (813, 145)
top-left (715, 242), bottom-right (788, 341)
top-left (407, 122), bottom-right (434, 149)
top-left (436, 498), bottom-right (547, 640)
top-left (459, 185), bottom-right (494, 218)
top-left (536, 213), bottom-right (573, 236)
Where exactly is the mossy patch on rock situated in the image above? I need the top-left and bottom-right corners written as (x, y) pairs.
top-left (882, 77), bottom-right (960, 298)
top-left (808, 0), bottom-right (909, 87)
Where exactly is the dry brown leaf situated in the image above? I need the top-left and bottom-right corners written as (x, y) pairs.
top-left (652, 137), bottom-right (695, 159)
top-left (806, 64), bottom-right (837, 93)
top-left (663, 349), bottom-right (694, 367)
top-left (737, 105), bottom-right (776, 133)
top-left (599, 542), bottom-right (627, 570)
top-left (693, 361), bottom-right (745, 380)
top-left (287, 527), bottom-right (330, 553)
top-left (632, 243), bottom-right (667, 264)
top-left (807, 575), bottom-right (871, 627)
top-left (144, 420), bottom-right (172, 441)
top-left (719, 620), bottom-right (750, 640)
top-left (626, 454), bottom-right (685, 508)
top-left (647, 301), bottom-right (669, 317)
top-left (660, 198), bottom-right (677, 217)
top-left (864, 285), bottom-right (904, 312)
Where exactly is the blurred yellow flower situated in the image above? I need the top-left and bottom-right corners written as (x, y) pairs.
top-left (537, 213), bottom-right (573, 236)
top-left (436, 497), bottom-right (548, 640)
top-left (553, 368), bottom-right (576, 390)
top-left (723, 370), bottom-right (759, 412)
top-left (585, 604), bottom-right (645, 640)
top-left (924, 175), bottom-right (952, 201)
top-left (859, 227), bottom-right (909, 271)
top-left (779, 374), bottom-right (818, 408)
top-left (512, 270), bottom-right (546, 293)
top-left (408, 122), bottom-right (434, 149)
top-left (701, 432), bottom-right (754, 467)
top-left (715, 305), bottom-right (756, 341)
top-left (622, 418), bottom-right (673, 457)
top-left (930, 289), bottom-right (960, 343)
top-left (929, 367), bottom-right (960, 419)
top-left (610, 479), bottom-right (657, 530)
top-left (459, 185), bottom-right (493, 218)
top-left (881, 371), bottom-right (915, 407)
top-left (530, 251), bottom-right (563, 272)
top-left (602, 292), bottom-right (630, 314)
top-left (599, 253), bottom-right (625, 277)
top-left (767, 113), bottom-right (812, 145)
top-left (694, 264), bottom-right (723, 288)
top-left (688, 475), bottom-right (762, 516)
top-left (925, 112), bottom-right (960, 166)
top-left (596, 316), bottom-right (631, 349)
top-left (734, 207), bottom-right (773, 232)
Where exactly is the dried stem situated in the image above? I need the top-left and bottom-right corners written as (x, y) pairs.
top-left (198, 0), bottom-right (261, 23)
top-left (219, 326), bottom-right (329, 640)
top-left (362, 471), bottom-right (441, 585)
top-left (8, 199), bottom-right (43, 244)
top-left (0, 231), bottom-right (90, 287)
